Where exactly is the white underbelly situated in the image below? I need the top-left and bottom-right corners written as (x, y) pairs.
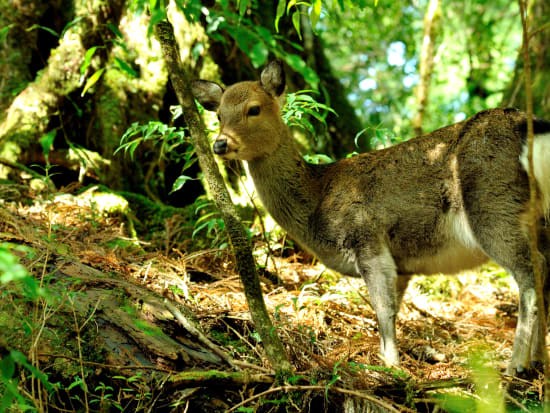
top-left (399, 244), bottom-right (488, 275)
top-left (399, 209), bottom-right (488, 275)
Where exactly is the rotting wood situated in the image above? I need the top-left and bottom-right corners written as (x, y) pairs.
top-left (53, 260), bottom-right (222, 368)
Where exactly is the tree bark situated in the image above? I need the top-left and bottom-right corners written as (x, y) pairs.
top-left (412, 0), bottom-right (440, 136)
top-left (154, 20), bottom-right (292, 375)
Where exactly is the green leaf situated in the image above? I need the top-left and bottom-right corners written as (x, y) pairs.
top-left (39, 130), bottom-right (56, 158)
top-left (291, 11), bottom-right (302, 39)
top-left (354, 127), bottom-right (369, 148)
top-left (191, 42), bottom-right (204, 60)
top-left (81, 46), bottom-right (99, 76)
top-left (147, 8), bottom-right (167, 38)
top-left (287, 376), bottom-right (304, 384)
top-left (171, 175), bottom-right (193, 193)
top-left (310, 0), bottom-right (322, 30)
top-left (275, 0), bottom-right (286, 32)
top-left (192, 221), bottom-right (211, 238)
top-left (61, 16), bottom-right (85, 37)
top-left (114, 57), bottom-right (138, 77)
top-left (284, 54), bottom-right (319, 87)
top-left (68, 377), bottom-right (84, 391)
top-left (106, 22), bottom-right (123, 39)
top-left (81, 68), bottom-right (105, 96)
top-left (304, 154), bottom-right (333, 164)
top-left (238, 0), bottom-right (252, 16)
top-left (0, 24), bottom-right (14, 43)
top-left (10, 351), bottom-right (54, 393)
top-left (26, 24), bottom-right (59, 38)
top-left (249, 42), bottom-right (269, 68)
top-left (0, 383), bottom-right (17, 412)
top-left (0, 354), bottom-right (15, 379)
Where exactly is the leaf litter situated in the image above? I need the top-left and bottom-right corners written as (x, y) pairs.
top-left (0, 184), bottom-right (544, 411)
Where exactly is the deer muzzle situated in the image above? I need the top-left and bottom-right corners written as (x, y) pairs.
top-left (213, 139), bottom-right (228, 155)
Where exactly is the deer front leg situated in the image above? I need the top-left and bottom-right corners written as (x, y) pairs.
top-left (357, 247), bottom-right (401, 367)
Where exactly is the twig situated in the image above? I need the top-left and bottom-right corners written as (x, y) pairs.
top-left (233, 360), bottom-right (273, 374)
top-left (221, 318), bottom-right (264, 361)
top-left (225, 384), bottom-right (401, 413)
top-left (164, 299), bottom-right (238, 370)
top-left (528, 21), bottom-right (550, 40)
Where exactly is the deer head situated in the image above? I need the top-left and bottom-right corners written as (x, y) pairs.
top-left (191, 60), bottom-right (288, 161)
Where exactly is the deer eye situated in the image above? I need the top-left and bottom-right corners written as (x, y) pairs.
top-left (247, 106), bottom-right (260, 116)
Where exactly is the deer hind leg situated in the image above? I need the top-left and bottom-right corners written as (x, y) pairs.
top-left (531, 225), bottom-right (550, 367)
top-left (472, 216), bottom-right (541, 375)
top-left (356, 245), bottom-right (401, 367)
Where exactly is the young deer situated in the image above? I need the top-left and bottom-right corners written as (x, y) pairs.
top-left (192, 60), bottom-right (550, 375)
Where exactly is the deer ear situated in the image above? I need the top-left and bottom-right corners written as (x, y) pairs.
top-left (191, 80), bottom-right (224, 111)
top-left (260, 60), bottom-right (286, 98)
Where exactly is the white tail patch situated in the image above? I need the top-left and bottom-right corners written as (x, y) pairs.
top-left (520, 133), bottom-right (550, 217)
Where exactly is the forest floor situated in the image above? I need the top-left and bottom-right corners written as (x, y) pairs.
top-left (0, 181), bottom-right (545, 412)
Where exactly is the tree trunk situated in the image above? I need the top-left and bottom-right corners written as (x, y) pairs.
top-left (412, 0), bottom-right (440, 136)
top-left (502, 0), bottom-right (550, 118)
top-left (154, 20), bottom-right (292, 375)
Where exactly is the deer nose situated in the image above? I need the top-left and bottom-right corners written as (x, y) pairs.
top-left (213, 139), bottom-right (228, 154)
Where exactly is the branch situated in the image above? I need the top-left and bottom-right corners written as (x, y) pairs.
top-left (167, 369), bottom-right (273, 388)
top-left (164, 299), bottom-right (237, 370)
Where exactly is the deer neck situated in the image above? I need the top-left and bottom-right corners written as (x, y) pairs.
top-left (246, 131), bottom-right (322, 245)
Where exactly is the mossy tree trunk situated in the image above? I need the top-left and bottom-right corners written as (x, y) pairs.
top-left (0, 1), bottom-right (48, 116)
top-left (154, 20), bottom-right (292, 375)
top-left (412, 0), bottom-right (440, 136)
top-left (0, 0), bottom-right (125, 181)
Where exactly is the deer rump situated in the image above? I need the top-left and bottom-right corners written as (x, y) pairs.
top-left (192, 60), bottom-right (550, 376)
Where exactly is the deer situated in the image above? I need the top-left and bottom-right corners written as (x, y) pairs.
top-left (191, 60), bottom-right (550, 375)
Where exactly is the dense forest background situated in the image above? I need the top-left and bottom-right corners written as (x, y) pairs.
top-left (2, 0), bottom-right (548, 203)
top-left (1, 0), bottom-right (550, 411)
